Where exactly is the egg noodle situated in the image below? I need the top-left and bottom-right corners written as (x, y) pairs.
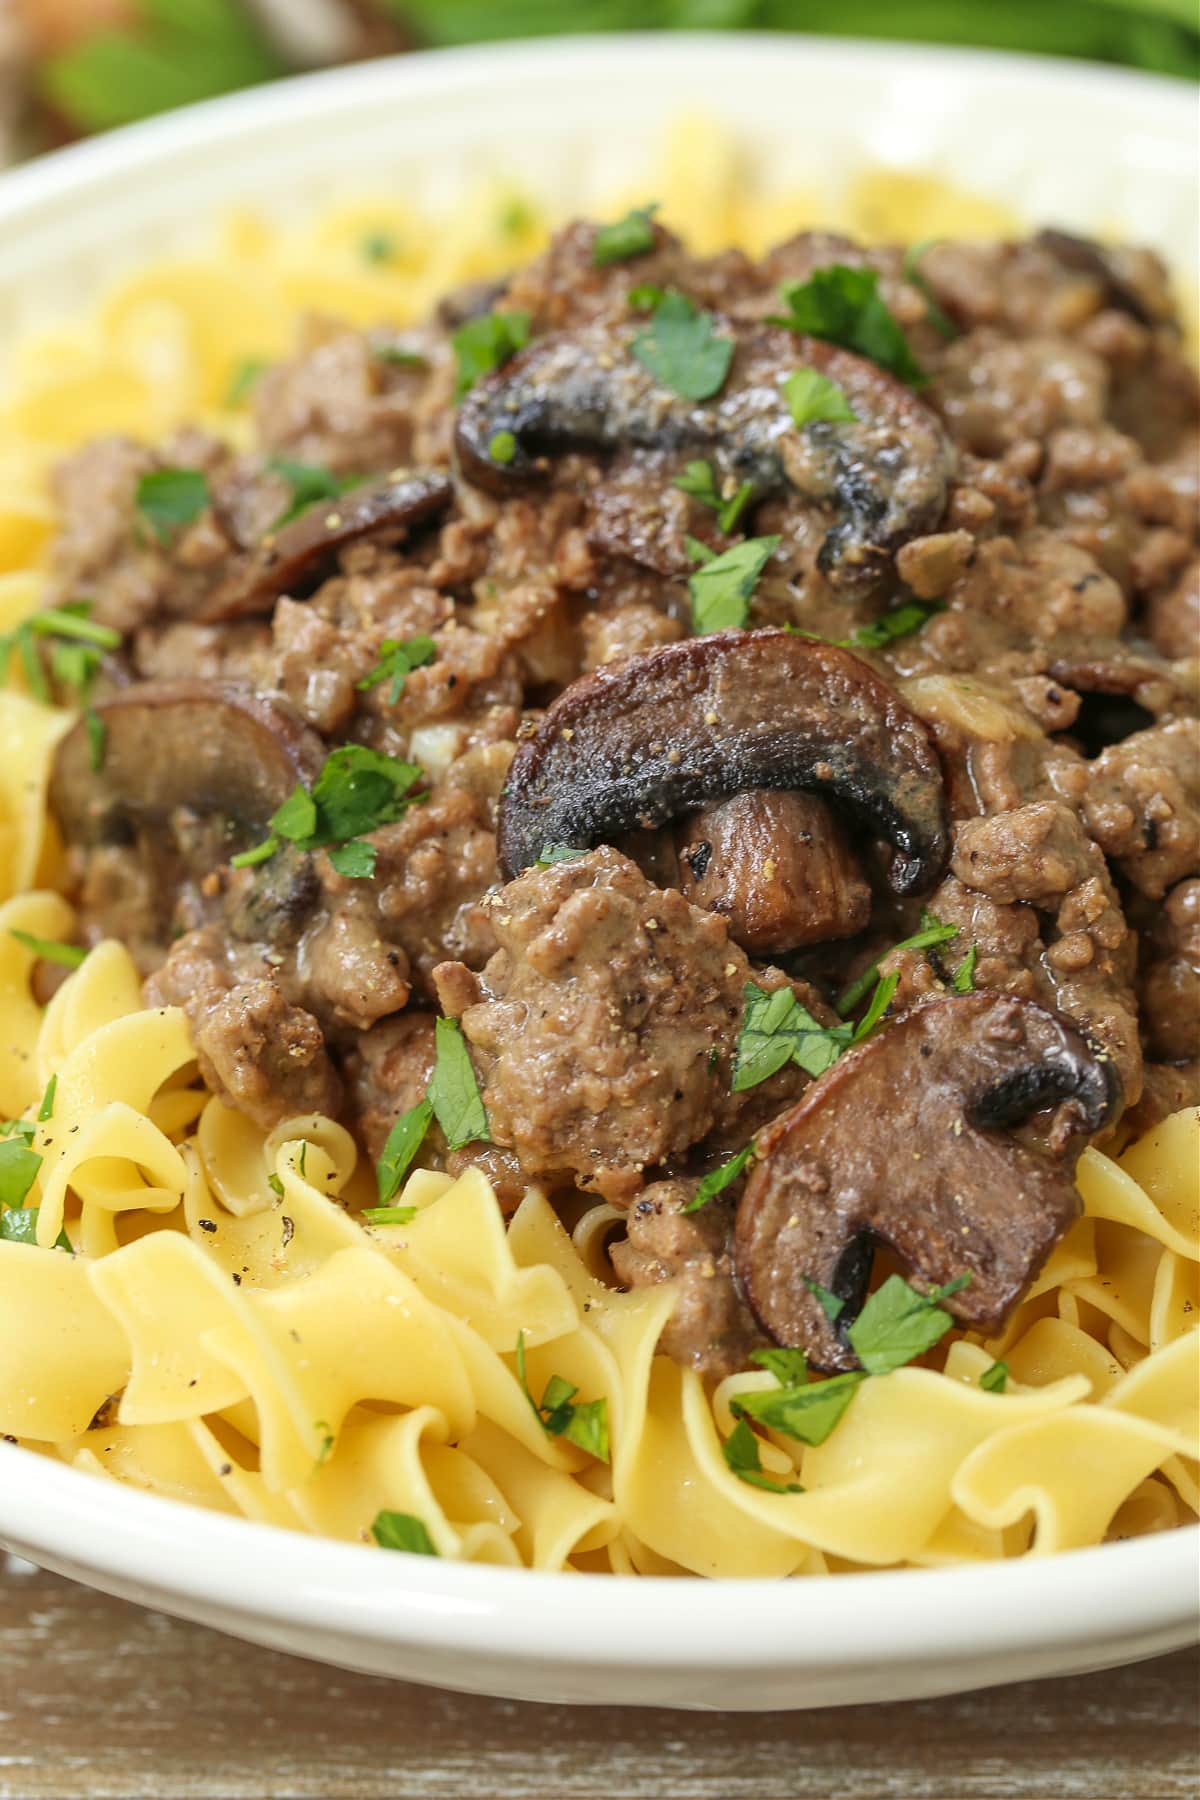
top-left (0, 127), bottom-right (1195, 1576)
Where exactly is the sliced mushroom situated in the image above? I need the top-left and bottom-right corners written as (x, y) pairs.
top-left (1035, 228), bottom-right (1174, 328)
top-left (199, 470), bottom-right (453, 622)
top-left (497, 631), bottom-right (949, 897)
top-left (734, 993), bottom-right (1120, 1371)
top-left (675, 789), bottom-right (871, 954)
top-left (51, 679), bottom-right (326, 859)
top-left (456, 323), bottom-right (954, 592)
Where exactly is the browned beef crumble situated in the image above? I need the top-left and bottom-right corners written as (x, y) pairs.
top-left (44, 217), bottom-right (1199, 1378)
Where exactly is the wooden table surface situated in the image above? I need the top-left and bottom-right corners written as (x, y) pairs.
top-left (1, 1556), bottom-right (1196, 1800)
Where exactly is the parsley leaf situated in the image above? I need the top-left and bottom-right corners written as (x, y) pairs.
top-left (9, 930), bottom-right (87, 970)
top-left (721, 1417), bottom-right (804, 1494)
top-left (775, 264), bottom-right (926, 387)
top-left (427, 1018), bottom-right (489, 1152)
top-left (631, 291), bottom-right (733, 402)
top-left (488, 430), bottom-right (517, 465)
top-left (902, 240), bottom-right (958, 341)
top-left (452, 308), bottom-right (532, 398)
top-left (847, 599), bottom-right (943, 650)
top-left (371, 1510), bottom-right (439, 1556)
top-left (0, 1119), bottom-right (35, 1145)
top-left (375, 1097), bottom-right (434, 1205)
top-left (362, 1204), bottom-right (418, 1227)
top-left (804, 1277), bottom-right (845, 1324)
top-left (836, 914), bottom-right (958, 1018)
top-left (267, 457), bottom-right (361, 530)
top-left (226, 356), bottom-right (269, 407)
top-left (732, 983), bottom-right (853, 1092)
top-left (234, 746), bottom-right (424, 874)
top-left (980, 1359), bottom-right (1009, 1394)
top-left (535, 844), bottom-right (589, 867)
top-left (0, 1206), bottom-right (72, 1251)
top-left (136, 468), bottom-right (211, 543)
top-left (846, 1273), bottom-right (970, 1377)
top-left (688, 535), bottom-right (780, 634)
top-left (684, 1142), bottom-right (755, 1212)
top-left (733, 1372), bottom-right (864, 1447)
top-left (327, 840), bottom-right (377, 880)
top-left (593, 204), bottom-right (658, 266)
top-left (952, 944), bottom-right (978, 994)
top-left (0, 1137), bottom-right (42, 1210)
top-left (515, 1331), bottom-right (609, 1462)
top-left (750, 1346), bottom-right (810, 1386)
top-left (783, 367), bottom-right (858, 428)
top-left (674, 459), bottom-right (755, 535)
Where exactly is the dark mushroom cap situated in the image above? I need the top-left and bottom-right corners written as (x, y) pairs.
top-left (497, 630), bottom-right (949, 896)
top-left (734, 992), bottom-right (1121, 1372)
top-left (456, 324), bottom-right (954, 593)
top-left (199, 470), bottom-right (453, 622)
top-left (50, 679), bottom-right (326, 851)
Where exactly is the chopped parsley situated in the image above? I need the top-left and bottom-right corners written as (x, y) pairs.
top-left (980, 1359), bottom-right (1009, 1394)
top-left (684, 1142), bottom-right (755, 1213)
top-left (225, 357), bottom-right (269, 407)
top-left (515, 1331), bottom-right (609, 1462)
top-left (774, 264), bottom-right (926, 387)
top-left (0, 1137), bottom-right (42, 1211)
top-left (267, 1173), bottom-right (284, 1198)
top-left (452, 307), bottom-right (532, 398)
top-left (674, 459), bottom-right (755, 535)
top-left (835, 913), bottom-right (959, 1018)
top-left (721, 1417), bottom-right (804, 1494)
top-left (0, 602), bottom-right (122, 707)
top-left (535, 844), bottom-right (589, 867)
top-left (427, 1018), bottom-right (490, 1152)
top-left (375, 343), bottom-right (430, 370)
top-left (85, 705), bottom-right (108, 770)
top-left (9, 930), bottom-right (88, 970)
top-left (847, 599), bottom-right (943, 650)
top-left (361, 230), bottom-right (399, 265)
top-left (902, 240), bottom-right (958, 341)
top-left (488, 429), bottom-right (517, 465)
top-left (804, 1277), bottom-right (845, 1324)
top-left (0, 1206), bottom-right (71, 1251)
top-left (592, 203), bottom-right (658, 266)
top-left (231, 745), bottom-right (423, 878)
top-left (631, 291), bottom-right (733, 403)
top-left (362, 1203), bottom-right (418, 1227)
top-left (952, 944), bottom-right (978, 994)
top-left (371, 1510), bottom-right (439, 1556)
top-left (688, 534), bottom-right (780, 635)
top-left (357, 634), bottom-right (437, 708)
top-left (136, 468), bottom-right (211, 543)
top-left (751, 1346), bottom-right (810, 1387)
top-left (846, 1273), bottom-right (970, 1376)
top-left (0, 1119), bottom-right (35, 1146)
top-left (374, 1097), bottom-right (434, 1206)
top-left (38, 1075), bottom-right (57, 1123)
top-left (733, 1370), bottom-right (865, 1447)
top-left (733, 983), bottom-right (853, 1091)
top-left (267, 457), bottom-right (361, 530)
top-left (627, 282), bottom-right (665, 312)
top-left (783, 367), bottom-right (858, 428)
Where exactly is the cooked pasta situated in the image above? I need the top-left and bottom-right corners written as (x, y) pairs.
top-left (0, 125), bottom-right (1196, 1576)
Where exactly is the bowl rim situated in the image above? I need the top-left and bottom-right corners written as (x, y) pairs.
top-left (2, 1442), bottom-right (1197, 1667)
top-left (0, 30), bottom-right (1195, 232)
top-left (0, 32), bottom-right (1196, 1668)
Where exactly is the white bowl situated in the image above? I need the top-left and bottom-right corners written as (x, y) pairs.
top-left (0, 36), bottom-right (1196, 1710)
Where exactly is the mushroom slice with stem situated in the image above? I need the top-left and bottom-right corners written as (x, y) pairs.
top-left (50, 679), bottom-right (326, 875)
top-left (456, 323), bottom-right (954, 594)
top-left (497, 630), bottom-right (949, 897)
top-left (199, 470), bottom-right (453, 622)
top-left (734, 992), bottom-right (1121, 1372)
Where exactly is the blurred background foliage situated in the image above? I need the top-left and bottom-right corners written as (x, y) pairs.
top-left (7, 0), bottom-right (1198, 148)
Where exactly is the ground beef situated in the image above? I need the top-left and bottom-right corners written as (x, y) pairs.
top-left (145, 927), bottom-right (341, 1129)
top-left (1082, 720), bottom-right (1200, 897)
top-left (609, 1179), bottom-right (764, 1382)
top-left (1140, 880), bottom-right (1200, 1063)
top-left (432, 848), bottom-right (813, 1203)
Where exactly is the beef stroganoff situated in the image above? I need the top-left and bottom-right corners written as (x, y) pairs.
top-left (0, 146), bottom-right (1196, 1576)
